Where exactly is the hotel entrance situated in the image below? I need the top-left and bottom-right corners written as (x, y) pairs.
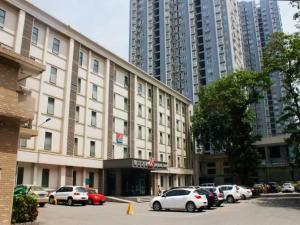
top-left (103, 159), bottom-right (167, 196)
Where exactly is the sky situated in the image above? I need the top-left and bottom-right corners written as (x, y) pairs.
top-left (31, 0), bottom-right (298, 60)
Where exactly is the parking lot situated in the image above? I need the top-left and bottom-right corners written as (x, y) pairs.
top-left (37, 196), bottom-right (300, 225)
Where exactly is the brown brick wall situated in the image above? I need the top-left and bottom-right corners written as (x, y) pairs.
top-left (0, 117), bottom-right (20, 225)
top-left (0, 57), bottom-right (19, 91)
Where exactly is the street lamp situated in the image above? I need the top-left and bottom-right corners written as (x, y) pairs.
top-left (38, 118), bottom-right (51, 127)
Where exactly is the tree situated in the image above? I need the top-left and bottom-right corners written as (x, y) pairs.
top-left (192, 71), bottom-right (271, 184)
top-left (262, 32), bottom-right (300, 167)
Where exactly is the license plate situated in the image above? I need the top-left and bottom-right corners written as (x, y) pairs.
top-left (82, 197), bottom-right (86, 200)
top-left (39, 194), bottom-right (45, 197)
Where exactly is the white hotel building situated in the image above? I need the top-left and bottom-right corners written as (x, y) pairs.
top-left (0, 0), bottom-right (193, 196)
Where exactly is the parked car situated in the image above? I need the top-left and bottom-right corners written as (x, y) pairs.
top-left (199, 186), bottom-right (224, 207)
top-left (200, 183), bottom-right (217, 187)
top-left (218, 185), bottom-right (241, 203)
top-left (238, 186), bottom-right (253, 199)
top-left (86, 188), bottom-right (106, 205)
top-left (197, 188), bottom-right (217, 209)
top-left (14, 184), bottom-right (49, 207)
top-left (267, 182), bottom-right (280, 193)
top-left (49, 186), bottom-right (88, 206)
top-left (282, 183), bottom-right (295, 193)
top-left (150, 188), bottom-right (208, 212)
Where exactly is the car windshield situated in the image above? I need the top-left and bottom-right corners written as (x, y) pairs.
top-left (75, 187), bottom-right (86, 193)
top-left (30, 186), bottom-right (44, 191)
top-left (87, 189), bottom-right (97, 194)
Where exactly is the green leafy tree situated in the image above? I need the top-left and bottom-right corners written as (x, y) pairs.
top-left (192, 71), bottom-right (271, 184)
top-left (263, 32), bottom-right (300, 167)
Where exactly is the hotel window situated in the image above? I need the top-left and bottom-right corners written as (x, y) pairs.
top-left (160, 132), bottom-right (163, 144)
top-left (138, 126), bottom-right (143, 139)
top-left (159, 113), bottom-right (164, 125)
top-left (138, 104), bottom-right (142, 117)
top-left (183, 138), bottom-right (186, 149)
top-left (17, 167), bottom-right (24, 185)
top-left (74, 138), bottom-right (78, 155)
top-left (90, 141), bottom-right (95, 157)
top-left (177, 137), bottom-right (181, 149)
top-left (77, 78), bottom-right (81, 93)
top-left (182, 106), bottom-right (186, 114)
top-left (176, 120), bottom-right (180, 131)
top-left (176, 103), bottom-right (179, 113)
top-left (41, 169), bottom-right (49, 187)
top-left (52, 38), bottom-right (60, 55)
top-left (92, 84), bottom-right (97, 100)
top-left (93, 59), bottom-right (99, 73)
top-left (168, 155), bottom-right (171, 166)
top-left (50, 66), bottom-right (57, 84)
top-left (79, 52), bottom-right (83, 66)
top-left (148, 108), bottom-right (152, 120)
top-left (124, 147), bottom-right (128, 158)
top-left (138, 150), bottom-right (142, 159)
top-left (183, 122), bottom-right (186, 132)
top-left (184, 158), bottom-right (187, 168)
top-left (148, 152), bottom-right (152, 159)
top-left (0, 9), bottom-right (6, 27)
top-left (124, 76), bottom-right (129, 88)
top-left (124, 121), bottom-right (128, 135)
top-left (167, 134), bottom-right (171, 146)
top-left (75, 106), bottom-right (79, 122)
top-left (160, 154), bottom-right (163, 162)
top-left (167, 98), bottom-right (171, 109)
top-left (148, 128), bottom-right (152, 141)
top-left (177, 157), bottom-right (181, 167)
top-left (159, 94), bottom-right (163, 106)
top-left (44, 132), bottom-right (52, 150)
top-left (160, 176), bottom-right (164, 187)
top-left (91, 111), bottom-right (97, 127)
top-left (32, 27), bottom-right (39, 45)
top-left (73, 171), bottom-right (77, 185)
top-left (138, 82), bottom-right (143, 95)
top-left (47, 97), bottom-right (55, 115)
top-left (20, 138), bottom-right (27, 148)
top-left (89, 172), bottom-right (94, 187)
top-left (124, 98), bottom-right (128, 111)
top-left (167, 116), bottom-right (170, 127)
top-left (148, 88), bottom-right (152, 99)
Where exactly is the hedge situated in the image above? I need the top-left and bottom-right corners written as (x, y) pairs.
top-left (11, 194), bottom-right (38, 224)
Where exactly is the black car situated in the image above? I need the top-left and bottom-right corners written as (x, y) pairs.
top-left (200, 187), bottom-right (224, 207)
top-left (196, 189), bottom-right (217, 209)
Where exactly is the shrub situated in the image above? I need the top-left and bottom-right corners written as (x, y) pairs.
top-left (11, 194), bottom-right (38, 224)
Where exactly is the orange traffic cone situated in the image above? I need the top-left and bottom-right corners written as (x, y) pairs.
top-left (126, 202), bottom-right (134, 215)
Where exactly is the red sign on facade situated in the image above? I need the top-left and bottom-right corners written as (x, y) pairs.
top-left (116, 133), bottom-right (123, 144)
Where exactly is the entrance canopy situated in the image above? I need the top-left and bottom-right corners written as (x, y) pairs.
top-left (103, 158), bottom-right (167, 170)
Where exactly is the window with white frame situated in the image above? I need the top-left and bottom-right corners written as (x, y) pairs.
top-left (138, 104), bottom-right (142, 117)
top-left (47, 97), bottom-right (54, 115)
top-left (148, 128), bottom-right (152, 141)
top-left (49, 66), bottom-right (57, 84)
top-left (91, 111), bottom-right (97, 127)
top-left (79, 52), bottom-right (84, 66)
top-left (159, 113), bottom-right (164, 125)
top-left (20, 138), bottom-right (27, 148)
top-left (167, 134), bottom-right (171, 146)
top-left (90, 141), bottom-right (95, 157)
top-left (44, 132), bottom-right (52, 150)
top-left (124, 98), bottom-right (128, 111)
top-left (93, 59), bottom-right (99, 73)
top-left (124, 121), bottom-right (128, 135)
top-left (138, 125), bottom-right (143, 139)
top-left (92, 84), bottom-right (97, 100)
top-left (74, 138), bottom-right (78, 155)
top-left (0, 9), bottom-right (6, 27)
top-left (52, 38), bottom-right (60, 55)
top-left (75, 106), bottom-right (79, 122)
top-left (32, 27), bottom-right (39, 45)
top-left (124, 147), bottom-right (128, 158)
top-left (148, 88), bottom-right (152, 99)
top-left (77, 78), bottom-right (81, 93)
top-left (137, 82), bottom-right (143, 96)
top-left (160, 132), bottom-right (164, 144)
top-left (148, 108), bottom-right (152, 120)
top-left (124, 76), bottom-right (129, 88)
top-left (160, 154), bottom-right (163, 162)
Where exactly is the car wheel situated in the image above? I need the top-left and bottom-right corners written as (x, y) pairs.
top-left (88, 198), bottom-right (93, 205)
top-left (186, 202), bottom-right (196, 212)
top-left (227, 196), bottom-right (234, 203)
top-left (100, 201), bottom-right (104, 205)
top-left (153, 201), bottom-right (162, 211)
top-left (67, 198), bottom-right (73, 206)
top-left (49, 196), bottom-right (55, 205)
top-left (81, 202), bottom-right (86, 206)
top-left (242, 194), bottom-right (246, 200)
top-left (39, 203), bottom-right (46, 207)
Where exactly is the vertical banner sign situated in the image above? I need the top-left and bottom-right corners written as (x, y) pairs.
top-left (117, 133), bottom-right (123, 144)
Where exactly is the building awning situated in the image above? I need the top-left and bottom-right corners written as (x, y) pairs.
top-left (103, 158), bottom-right (167, 170)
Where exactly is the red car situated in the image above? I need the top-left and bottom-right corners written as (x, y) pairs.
top-left (87, 188), bottom-right (106, 205)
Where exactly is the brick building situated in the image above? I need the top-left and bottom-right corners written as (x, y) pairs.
top-left (0, 46), bottom-right (44, 224)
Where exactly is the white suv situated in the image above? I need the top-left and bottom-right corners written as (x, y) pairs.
top-left (218, 185), bottom-right (241, 203)
top-left (150, 188), bottom-right (208, 212)
top-left (49, 186), bottom-right (88, 206)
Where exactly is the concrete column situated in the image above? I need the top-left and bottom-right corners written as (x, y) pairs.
top-left (129, 73), bottom-right (137, 158)
top-left (82, 168), bottom-right (87, 187)
top-left (59, 166), bottom-right (66, 186)
top-left (14, 10), bottom-right (26, 54)
top-left (102, 59), bottom-right (110, 159)
top-left (115, 169), bottom-right (122, 196)
top-left (32, 163), bottom-right (38, 185)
